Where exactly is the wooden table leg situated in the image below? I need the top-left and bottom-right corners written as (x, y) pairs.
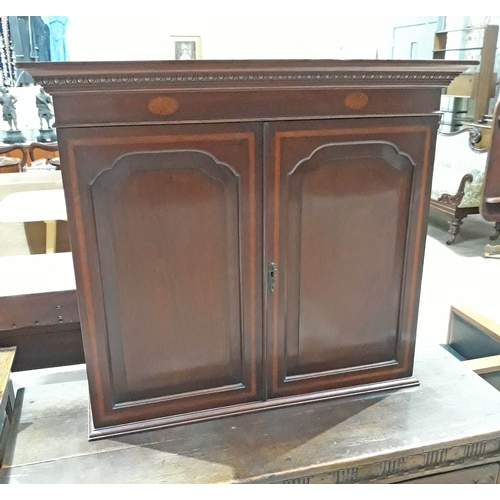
top-left (44, 220), bottom-right (57, 253)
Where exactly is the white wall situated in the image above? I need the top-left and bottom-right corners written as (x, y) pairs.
top-left (0, 16), bottom-right (427, 137)
top-left (0, 86), bottom-right (41, 142)
top-left (64, 16), bottom-right (400, 62)
top-left (8, 15), bottom-right (494, 135)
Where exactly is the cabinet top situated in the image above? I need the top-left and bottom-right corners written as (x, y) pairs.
top-left (19, 59), bottom-right (475, 93)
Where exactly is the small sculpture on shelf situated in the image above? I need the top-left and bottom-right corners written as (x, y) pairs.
top-left (36, 87), bottom-right (57, 143)
top-left (0, 86), bottom-right (26, 144)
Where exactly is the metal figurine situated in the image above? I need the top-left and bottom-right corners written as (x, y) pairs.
top-left (36, 87), bottom-right (54, 129)
top-left (0, 86), bottom-right (19, 130)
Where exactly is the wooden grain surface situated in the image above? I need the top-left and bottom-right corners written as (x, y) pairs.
top-left (0, 348), bottom-right (15, 402)
top-left (401, 463), bottom-right (500, 484)
top-left (462, 355), bottom-right (500, 374)
top-left (450, 304), bottom-right (500, 343)
top-left (1, 344), bottom-right (500, 484)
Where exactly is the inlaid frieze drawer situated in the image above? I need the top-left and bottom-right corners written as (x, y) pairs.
top-left (40, 87), bottom-right (442, 128)
top-left (24, 59), bottom-right (468, 128)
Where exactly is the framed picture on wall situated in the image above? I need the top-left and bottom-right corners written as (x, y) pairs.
top-left (170, 36), bottom-right (202, 60)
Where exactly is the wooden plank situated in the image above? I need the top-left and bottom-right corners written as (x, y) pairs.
top-left (445, 73), bottom-right (476, 97)
top-left (44, 220), bottom-right (57, 253)
top-left (401, 463), bottom-right (499, 484)
top-left (472, 25), bottom-right (499, 122)
top-left (449, 305), bottom-right (500, 344)
top-left (0, 324), bottom-right (84, 372)
top-left (462, 355), bottom-right (500, 375)
top-left (0, 290), bottom-right (79, 331)
top-left (2, 345), bottom-right (500, 484)
top-left (0, 254), bottom-right (82, 370)
top-left (0, 348), bottom-right (16, 402)
top-left (0, 347), bottom-right (16, 466)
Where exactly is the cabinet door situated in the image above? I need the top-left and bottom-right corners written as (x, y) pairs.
top-left (58, 123), bottom-right (263, 434)
top-left (265, 117), bottom-right (437, 398)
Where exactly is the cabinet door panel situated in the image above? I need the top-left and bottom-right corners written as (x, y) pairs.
top-left (92, 151), bottom-right (243, 402)
top-left (59, 123), bottom-right (263, 431)
top-left (265, 118), bottom-right (437, 398)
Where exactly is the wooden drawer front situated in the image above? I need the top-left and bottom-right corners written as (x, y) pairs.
top-left (51, 87), bottom-right (440, 128)
top-left (401, 463), bottom-right (500, 484)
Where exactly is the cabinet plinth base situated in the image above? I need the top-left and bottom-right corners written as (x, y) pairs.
top-left (88, 376), bottom-right (419, 441)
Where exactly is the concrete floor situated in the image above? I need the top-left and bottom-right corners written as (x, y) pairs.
top-left (417, 211), bottom-right (500, 347)
top-left (10, 211), bottom-right (500, 392)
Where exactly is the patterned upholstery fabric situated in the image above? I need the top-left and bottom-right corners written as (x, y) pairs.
top-left (431, 130), bottom-right (488, 208)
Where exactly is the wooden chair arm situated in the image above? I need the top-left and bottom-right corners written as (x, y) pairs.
top-left (0, 144), bottom-right (27, 171)
top-left (436, 173), bottom-right (473, 207)
top-left (28, 142), bottom-right (59, 162)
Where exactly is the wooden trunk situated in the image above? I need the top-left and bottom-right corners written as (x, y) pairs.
top-left (21, 59), bottom-right (472, 439)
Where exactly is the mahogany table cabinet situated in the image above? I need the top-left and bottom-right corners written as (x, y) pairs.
top-left (22, 59), bottom-right (471, 439)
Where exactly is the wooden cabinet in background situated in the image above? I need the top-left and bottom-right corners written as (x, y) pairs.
top-left (21, 59), bottom-right (470, 439)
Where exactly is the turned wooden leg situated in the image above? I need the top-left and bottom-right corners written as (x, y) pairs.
top-left (490, 222), bottom-right (500, 241)
top-left (447, 217), bottom-right (463, 245)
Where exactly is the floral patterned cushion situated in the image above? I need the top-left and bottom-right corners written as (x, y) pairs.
top-left (431, 130), bottom-right (487, 208)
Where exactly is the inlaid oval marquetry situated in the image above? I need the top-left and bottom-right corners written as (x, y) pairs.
top-left (344, 92), bottom-right (369, 110)
top-left (148, 96), bottom-right (179, 116)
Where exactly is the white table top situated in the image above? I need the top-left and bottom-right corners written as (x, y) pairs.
top-left (0, 252), bottom-right (76, 297)
top-left (0, 189), bottom-right (67, 223)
